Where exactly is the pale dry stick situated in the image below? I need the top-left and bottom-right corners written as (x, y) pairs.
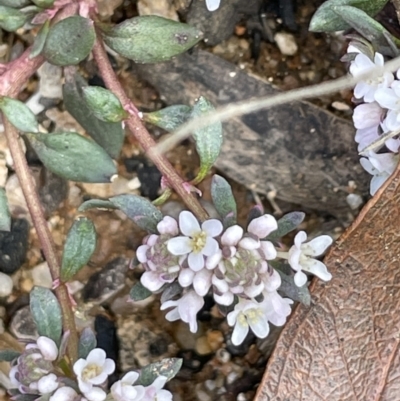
top-left (152, 56), bottom-right (400, 156)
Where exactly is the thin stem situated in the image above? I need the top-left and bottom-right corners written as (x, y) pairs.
top-left (3, 119), bottom-right (78, 362)
top-left (91, 34), bottom-right (209, 222)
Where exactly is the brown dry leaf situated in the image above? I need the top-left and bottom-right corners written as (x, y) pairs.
top-left (255, 164), bottom-right (400, 401)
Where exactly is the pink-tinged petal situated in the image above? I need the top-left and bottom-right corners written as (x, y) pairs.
top-left (294, 270), bottom-right (308, 287)
top-left (179, 211), bottom-right (200, 236)
top-left (147, 234), bottom-right (158, 246)
top-left (37, 373), bottom-right (58, 394)
top-left (247, 214), bottom-right (278, 238)
top-left (49, 387), bottom-right (77, 401)
top-left (155, 389), bottom-right (172, 401)
top-left (150, 375), bottom-right (168, 391)
top-left (375, 88), bottom-right (399, 110)
top-left (202, 219), bottom-right (223, 237)
top-left (260, 241), bottom-right (277, 260)
top-left (188, 252), bottom-right (205, 271)
top-left (244, 282), bottom-right (264, 298)
top-left (221, 225), bottom-right (243, 246)
top-left (178, 292), bottom-right (203, 332)
top-left (83, 386), bottom-right (106, 401)
top-left (73, 359), bottom-right (87, 375)
top-left (136, 245), bottom-right (149, 263)
top-left (86, 349), bottom-right (106, 365)
top-left (212, 275), bottom-right (229, 292)
top-left (141, 271), bottom-right (164, 291)
top-left (302, 259), bottom-right (332, 282)
top-left (214, 291), bottom-right (234, 305)
top-left (193, 269), bottom-right (212, 296)
top-left (238, 237), bottom-right (259, 250)
top-left (294, 231), bottom-right (307, 248)
top-left (167, 236), bottom-right (192, 255)
top-left (157, 216), bottom-right (178, 235)
top-left (249, 314), bottom-right (269, 339)
top-left (37, 336), bottom-right (58, 361)
top-left (353, 81), bottom-right (370, 99)
top-left (302, 235), bottom-right (332, 256)
top-left (230, 318), bottom-right (249, 345)
top-left (202, 237), bottom-right (219, 256)
top-left (264, 269), bottom-right (281, 292)
top-left (178, 268), bottom-right (195, 287)
top-left (353, 103), bottom-right (383, 129)
top-left (206, 250), bottom-right (222, 269)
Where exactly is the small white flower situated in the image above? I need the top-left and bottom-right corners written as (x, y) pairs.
top-left (49, 386), bottom-right (78, 401)
top-left (360, 152), bottom-right (399, 195)
top-left (111, 371), bottom-right (145, 401)
top-left (178, 267), bottom-right (213, 297)
top-left (160, 290), bottom-right (204, 333)
top-left (73, 348), bottom-right (115, 400)
top-left (262, 290), bottom-right (293, 327)
top-left (375, 81), bottom-right (400, 131)
top-left (288, 231), bottom-right (333, 286)
top-left (157, 216), bottom-right (179, 235)
top-left (205, 0), bottom-right (220, 12)
top-left (350, 52), bottom-right (394, 102)
top-left (37, 373), bottom-right (58, 394)
top-left (167, 211), bottom-right (223, 271)
top-left (143, 376), bottom-right (172, 401)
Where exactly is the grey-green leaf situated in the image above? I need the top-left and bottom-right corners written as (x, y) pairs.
top-left (78, 199), bottom-right (118, 212)
top-left (83, 86), bottom-right (128, 123)
top-left (78, 327), bottom-right (97, 359)
top-left (0, 6), bottom-right (26, 31)
top-left (129, 282), bottom-right (152, 302)
top-left (0, 350), bottom-right (21, 362)
top-left (277, 268), bottom-right (311, 306)
top-left (267, 211), bottom-right (305, 241)
top-left (102, 15), bottom-right (203, 63)
top-left (135, 358), bottom-right (183, 386)
top-left (110, 194), bottom-right (163, 233)
top-left (0, 0), bottom-right (30, 8)
top-left (143, 105), bottom-right (192, 131)
top-left (32, 0), bottom-right (55, 7)
top-left (25, 132), bottom-right (117, 183)
top-left (0, 188), bottom-right (11, 231)
top-left (30, 19), bottom-right (50, 59)
top-left (63, 73), bottom-right (124, 159)
top-left (61, 217), bottom-right (97, 282)
top-left (309, 0), bottom-right (388, 32)
top-left (210, 175), bottom-right (237, 228)
top-left (191, 97), bottom-right (222, 183)
top-left (43, 16), bottom-right (95, 66)
top-left (30, 286), bottom-right (62, 345)
top-left (0, 97), bottom-right (38, 132)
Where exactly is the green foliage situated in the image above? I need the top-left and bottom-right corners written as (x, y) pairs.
top-left (43, 16), bottom-right (95, 66)
top-left (0, 350), bottom-right (20, 362)
top-left (30, 287), bottom-right (63, 346)
top-left (31, 0), bottom-right (54, 7)
top-left (211, 175), bottom-right (237, 228)
top-left (135, 358), bottom-right (183, 386)
top-left (191, 97), bottom-right (223, 183)
top-left (0, 6), bottom-right (26, 31)
top-left (130, 282), bottom-right (153, 301)
top-left (82, 86), bottom-right (128, 123)
top-left (78, 328), bottom-right (97, 359)
top-left (63, 73), bottom-right (124, 159)
top-left (102, 15), bottom-right (203, 63)
top-left (109, 194), bottom-right (163, 233)
top-left (78, 199), bottom-right (118, 212)
top-left (144, 105), bottom-right (192, 131)
top-left (309, 0), bottom-right (388, 32)
top-left (0, 0), bottom-right (30, 7)
top-left (267, 212), bottom-right (305, 241)
top-left (25, 132), bottom-right (117, 183)
top-left (0, 188), bottom-right (10, 231)
top-left (61, 217), bottom-right (97, 282)
top-left (276, 267), bottom-right (311, 306)
top-left (0, 97), bottom-right (38, 132)
top-left (30, 19), bottom-right (50, 58)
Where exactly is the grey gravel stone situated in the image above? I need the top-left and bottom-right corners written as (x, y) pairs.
top-left (10, 305), bottom-right (38, 341)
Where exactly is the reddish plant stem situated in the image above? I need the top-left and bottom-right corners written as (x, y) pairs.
top-left (91, 35), bottom-right (209, 222)
top-left (3, 119), bottom-right (78, 362)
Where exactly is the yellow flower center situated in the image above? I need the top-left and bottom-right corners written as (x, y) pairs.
top-left (190, 231), bottom-right (207, 253)
top-left (82, 364), bottom-right (102, 381)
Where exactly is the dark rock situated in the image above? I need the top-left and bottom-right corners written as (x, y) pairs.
top-left (82, 257), bottom-right (128, 304)
top-left (0, 219), bottom-right (29, 274)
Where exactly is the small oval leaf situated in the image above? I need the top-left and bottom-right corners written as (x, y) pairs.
top-left (135, 358), bottom-right (183, 386)
top-left (309, 0), bottom-right (388, 32)
top-left (0, 6), bottom-right (26, 31)
top-left (82, 86), bottom-right (128, 123)
top-left (78, 327), bottom-right (97, 359)
top-left (78, 199), bottom-right (118, 212)
top-left (191, 97), bottom-right (223, 183)
top-left (30, 19), bottom-right (50, 59)
top-left (267, 211), bottom-right (305, 241)
top-left (110, 194), bottom-right (163, 233)
top-left (63, 73), bottom-right (124, 159)
top-left (25, 132), bottom-right (117, 183)
top-left (0, 97), bottom-right (38, 132)
top-left (102, 16), bottom-right (203, 63)
top-left (143, 105), bottom-right (192, 132)
top-left (210, 175), bottom-right (237, 228)
top-left (0, 0), bottom-right (31, 7)
top-left (43, 16), bottom-right (95, 66)
top-left (32, 0), bottom-right (54, 7)
top-left (0, 187), bottom-right (11, 231)
top-left (129, 282), bottom-right (152, 302)
top-left (61, 217), bottom-right (97, 282)
top-left (30, 286), bottom-right (62, 345)
top-left (0, 350), bottom-right (21, 362)
top-left (276, 267), bottom-right (311, 306)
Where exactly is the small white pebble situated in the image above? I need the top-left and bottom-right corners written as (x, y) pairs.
top-left (0, 272), bottom-right (13, 297)
top-left (346, 193), bottom-right (363, 210)
top-left (31, 262), bottom-right (53, 288)
top-left (332, 101), bottom-right (350, 111)
top-left (274, 32), bottom-right (298, 56)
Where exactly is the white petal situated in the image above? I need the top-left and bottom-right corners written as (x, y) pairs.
top-left (188, 252), bottom-right (205, 271)
top-left (260, 241), bottom-right (277, 260)
top-left (37, 337), bottom-right (58, 361)
top-left (221, 225), bottom-right (243, 246)
top-left (122, 371), bottom-right (140, 385)
top-left (231, 319), bottom-right (249, 345)
top-left (264, 268), bottom-right (281, 292)
top-left (214, 291), bottom-right (234, 305)
top-left (248, 315), bottom-right (270, 339)
top-left (302, 259), bottom-right (332, 282)
top-left (103, 359), bottom-right (116, 375)
top-left (86, 349), bottom-right (106, 365)
top-left (244, 282), bottom-right (264, 298)
top-left (294, 231), bottom-right (307, 248)
top-left (360, 157), bottom-right (376, 175)
top-left (141, 271), bottom-right (164, 291)
top-left (136, 245), bottom-right (149, 263)
top-left (375, 88), bottom-right (399, 110)
top-left (247, 214), bottom-right (277, 238)
top-left (178, 268), bottom-right (195, 287)
top-left (238, 237), bottom-right (260, 250)
top-left (83, 386), bottom-right (106, 401)
top-left (294, 270), bottom-right (308, 287)
top-left (157, 216), bottom-right (178, 235)
top-left (165, 307), bottom-right (180, 322)
top-left (202, 237), bottom-right (219, 256)
top-left (167, 236), bottom-right (192, 255)
top-left (202, 219), bottom-right (223, 237)
top-left (227, 309), bottom-right (240, 326)
top-left (73, 359), bottom-right (87, 376)
top-left (212, 275), bottom-right (229, 292)
top-left (193, 269), bottom-right (212, 296)
top-left (205, 0), bottom-right (221, 12)
top-left (206, 250), bottom-right (222, 269)
top-left (302, 235), bottom-right (333, 256)
top-left (49, 387), bottom-right (77, 401)
top-left (179, 211), bottom-right (200, 236)
top-left (90, 371), bottom-right (108, 385)
top-left (37, 373), bottom-right (58, 394)
top-left (288, 247), bottom-right (301, 271)
top-left (370, 173), bottom-right (389, 195)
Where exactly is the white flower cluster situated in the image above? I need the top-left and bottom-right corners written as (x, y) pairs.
top-left (137, 211), bottom-right (332, 345)
top-left (348, 46), bottom-right (400, 195)
top-left (10, 338), bottom-right (172, 401)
